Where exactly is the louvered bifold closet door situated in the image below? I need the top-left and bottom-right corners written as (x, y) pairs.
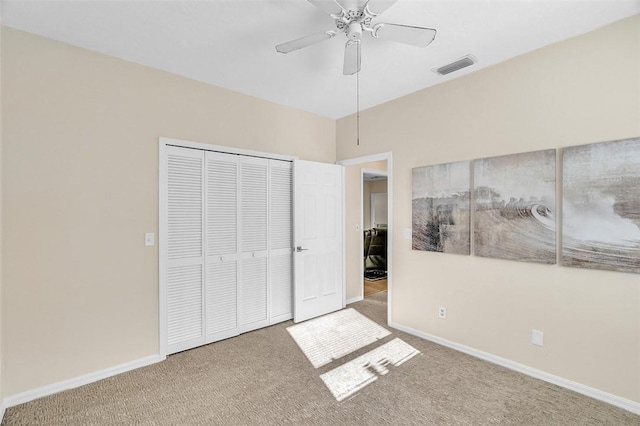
top-left (205, 151), bottom-right (240, 343)
top-left (239, 156), bottom-right (269, 333)
top-left (269, 160), bottom-right (293, 324)
top-left (166, 146), bottom-right (205, 355)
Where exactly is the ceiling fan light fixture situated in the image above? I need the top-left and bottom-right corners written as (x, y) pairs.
top-left (433, 55), bottom-right (477, 75)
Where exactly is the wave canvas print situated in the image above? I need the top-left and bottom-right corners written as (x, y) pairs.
top-left (474, 150), bottom-right (556, 264)
top-left (562, 137), bottom-right (640, 273)
top-left (412, 161), bottom-right (470, 255)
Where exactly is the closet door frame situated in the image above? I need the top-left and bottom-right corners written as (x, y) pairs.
top-left (159, 137), bottom-right (295, 357)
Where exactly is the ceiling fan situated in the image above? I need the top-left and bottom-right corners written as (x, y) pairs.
top-left (275, 0), bottom-right (437, 75)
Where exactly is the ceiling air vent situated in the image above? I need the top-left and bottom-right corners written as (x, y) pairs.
top-left (433, 55), bottom-right (477, 76)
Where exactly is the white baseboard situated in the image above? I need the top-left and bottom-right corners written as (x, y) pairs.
top-left (388, 321), bottom-right (640, 415)
top-left (3, 354), bottom-right (165, 409)
top-left (346, 295), bottom-right (363, 305)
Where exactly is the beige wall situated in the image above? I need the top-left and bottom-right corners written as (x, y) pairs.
top-left (2, 14), bottom-right (639, 407)
top-left (364, 179), bottom-right (387, 229)
top-left (1, 27), bottom-right (335, 396)
top-left (343, 161), bottom-right (387, 301)
top-left (337, 15), bottom-right (640, 403)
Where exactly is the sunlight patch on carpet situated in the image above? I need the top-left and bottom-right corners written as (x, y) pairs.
top-left (287, 308), bottom-right (391, 368)
top-left (320, 338), bottom-right (420, 402)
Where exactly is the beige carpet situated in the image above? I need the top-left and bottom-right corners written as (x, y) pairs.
top-left (3, 292), bottom-right (638, 425)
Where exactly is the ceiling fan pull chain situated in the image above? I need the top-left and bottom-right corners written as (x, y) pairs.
top-left (356, 42), bottom-right (360, 147)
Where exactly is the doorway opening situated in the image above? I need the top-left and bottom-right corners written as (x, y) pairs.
top-left (336, 151), bottom-right (393, 323)
top-left (362, 170), bottom-right (388, 299)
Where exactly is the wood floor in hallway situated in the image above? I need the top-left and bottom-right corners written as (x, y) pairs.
top-left (364, 278), bottom-right (387, 297)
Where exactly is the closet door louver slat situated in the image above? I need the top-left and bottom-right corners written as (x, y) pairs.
top-left (205, 152), bottom-right (240, 342)
top-left (239, 157), bottom-right (269, 332)
top-left (270, 253), bottom-right (293, 321)
top-left (167, 264), bottom-right (202, 344)
top-left (270, 161), bottom-right (293, 250)
top-left (164, 144), bottom-right (294, 353)
top-left (269, 160), bottom-right (293, 323)
top-left (241, 159), bottom-right (268, 253)
top-left (166, 147), bottom-right (205, 353)
top-left (240, 257), bottom-right (268, 330)
top-left (206, 154), bottom-right (238, 256)
top-left (206, 262), bottom-right (238, 338)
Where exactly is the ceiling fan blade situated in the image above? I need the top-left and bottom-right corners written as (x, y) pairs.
top-left (372, 23), bottom-right (436, 47)
top-left (276, 31), bottom-right (337, 54)
top-left (343, 40), bottom-right (361, 75)
top-left (308, 0), bottom-right (344, 17)
top-left (364, 0), bottom-right (398, 16)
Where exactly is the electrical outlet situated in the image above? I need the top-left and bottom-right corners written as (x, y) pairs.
top-left (531, 329), bottom-right (543, 346)
top-left (438, 306), bottom-right (447, 319)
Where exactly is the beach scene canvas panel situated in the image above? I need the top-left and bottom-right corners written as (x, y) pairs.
top-left (562, 137), bottom-right (640, 273)
top-left (412, 161), bottom-right (470, 255)
top-left (474, 150), bottom-right (556, 264)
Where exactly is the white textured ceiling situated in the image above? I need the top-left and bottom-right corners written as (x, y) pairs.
top-left (2, 1), bottom-right (639, 119)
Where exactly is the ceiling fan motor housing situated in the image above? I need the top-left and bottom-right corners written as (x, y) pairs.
top-left (335, 7), bottom-right (372, 39)
top-left (347, 21), bottom-right (362, 40)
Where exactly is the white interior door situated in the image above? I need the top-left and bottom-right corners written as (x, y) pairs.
top-left (294, 160), bottom-right (344, 323)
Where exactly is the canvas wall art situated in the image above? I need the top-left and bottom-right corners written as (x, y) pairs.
top-left (474, 149), bottom-right (556, 264)
top-left (562, 137), bottom-right (640, 273)
top-left (412, 161), bottom-right (470, 255)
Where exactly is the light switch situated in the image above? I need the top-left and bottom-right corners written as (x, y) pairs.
top-left (145, 233), bottom-right (155, 246)
top-left (531, 329), bottom-right (544, 347)
top-left (403, 228), bottom-right (412, 240)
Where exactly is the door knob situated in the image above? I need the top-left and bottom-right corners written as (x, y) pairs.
top-left (296, 246), bottom-right (309, 252)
